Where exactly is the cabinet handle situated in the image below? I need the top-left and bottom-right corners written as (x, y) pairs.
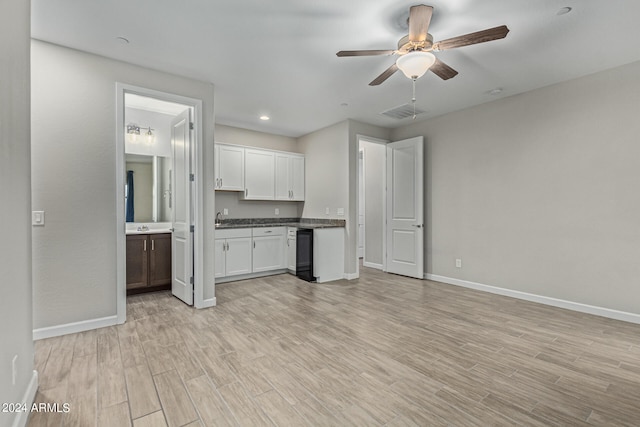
top-left (220, 179), bottom-right (223, 187)
top-left (264, 230), bottom-right (272, 233)
top-left (151, 239), bottom-right (155, 251)
top-left (245, 188), bottom-right (248, 197)
top-left (143, 239), bottom-right (147, 252)
top-left (287, 239), bottom-right (289, 247)
top-left (253, 241), bottom-right (256, 249)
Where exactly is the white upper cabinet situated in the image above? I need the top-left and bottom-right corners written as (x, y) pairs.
top-left (290, 155), bottom-right (305, 201)
top-left (275, 153), bottom-right (305, 201)
top-left (214, 143), bottom-right (244, 191)
top-left (243, 148), bottom-right (275, 200)
top-left (216, 143), bottom-right (304, 201)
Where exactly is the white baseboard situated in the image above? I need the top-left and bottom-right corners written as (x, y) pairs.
top-left (199, 297), bottom-right (217, 308)
top-left (12, 370), bottom-right (38, 427)
top-left (215, 269), bottom-right (288, 284)
top-left (33, 315), bottom-right (118, 340)
top-left (425, 274), bottom-right (640, 325)
top-left (344, 272), bottom-right (359, 280)
top-left (363, 261), bottom-right (383, 270)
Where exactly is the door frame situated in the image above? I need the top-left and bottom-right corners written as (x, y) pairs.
top-left (356, 134), bottom-right (388, 278)
top-left (116, 83), bottom-right (205, 324)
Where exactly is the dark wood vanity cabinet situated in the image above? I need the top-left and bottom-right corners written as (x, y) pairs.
top-left (126, 233), bottom-right (171, 292)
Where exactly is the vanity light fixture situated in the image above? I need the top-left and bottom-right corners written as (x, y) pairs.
top-left (259, 115), bottom-right (270, 121)
top-left (126, 123), bottom-right (154, 144)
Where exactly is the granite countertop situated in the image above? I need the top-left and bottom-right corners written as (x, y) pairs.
top-left (215, 217), bottom-right (345, 230)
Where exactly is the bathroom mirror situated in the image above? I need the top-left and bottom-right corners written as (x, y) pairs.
top-left (125, 154), bottom-right (172, 223)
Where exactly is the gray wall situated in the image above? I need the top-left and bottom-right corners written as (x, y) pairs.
top-left (31, 40), bottom-right (216, 329)
top-left (360, 140), bottom-right (386, 266)
top-left (0, 0), bottom-right (34, 425)
top-left (214, 124), bottom-right (302, 219)
top-left (391, 60), bottom-right (640, 315)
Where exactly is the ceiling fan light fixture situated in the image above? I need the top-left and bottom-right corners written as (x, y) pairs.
top-left (396, 51), bottom-right (436, 79)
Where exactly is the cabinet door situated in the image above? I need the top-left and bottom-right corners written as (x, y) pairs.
top-left (126, 235), bottom-right (148, 289)
top-left (214, 144), bottom-right (220, 188)
top-left (253, 235), bottom-right (285, 272)
top-left (214, 239), bottom-right (226, 278)
top-left (274, 153), bottom-right (290, 200)
top-left (226, 237), bottom-right (252, 276)
top-left (290, 155), bottom-right (305, 201)
top-left (218, 144), bottom-right (245, 191)
top-left (149, 233), bottom-right (172, 286)
top-left (243, 149), bottom-right (275, 200)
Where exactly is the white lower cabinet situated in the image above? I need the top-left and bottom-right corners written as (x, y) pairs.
top-left (215, 228), bottom-right (252, 278)
top-left (215, 227), bottom-right (287, 280)
top-left (252, 227), bottom-right (286, 272)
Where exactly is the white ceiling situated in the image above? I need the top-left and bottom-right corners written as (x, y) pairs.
top-left (32, 0), bottom-right (640, 138)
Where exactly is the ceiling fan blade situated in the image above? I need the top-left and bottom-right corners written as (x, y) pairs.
top-left (433, 25), bottom-right (509, 51)
top-left (369, 64), bottom-right (399, 86)
top-left (336, 50), bottom-right (395, 57)
top-left (408, 5), bottom-right (433, 43)
top-left (430, 58), bottom-right (458, 80)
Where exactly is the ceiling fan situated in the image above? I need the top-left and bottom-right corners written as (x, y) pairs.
top-left (337, 4), bottom-right (510, 86)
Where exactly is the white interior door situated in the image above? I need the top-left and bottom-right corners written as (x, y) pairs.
top-left (386, 136), bottom-right (424, 279)
top-left (171, 109), bottom-right (193, 305)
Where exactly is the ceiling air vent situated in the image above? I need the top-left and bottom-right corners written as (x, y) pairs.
top-left (380, 103), bottom-right (426, 120)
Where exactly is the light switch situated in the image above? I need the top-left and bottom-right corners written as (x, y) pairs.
top-left (223, 208), bottom-right (228, 215)
top-left (32, 211), bottom-right (45, 226)
top-left (275, 208), bottom-right (280, 215)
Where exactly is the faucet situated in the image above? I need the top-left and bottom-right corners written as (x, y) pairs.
top-left (136, 224), bottom-right (149, 232)
top-left (215, 212), bottom-right (223, 225)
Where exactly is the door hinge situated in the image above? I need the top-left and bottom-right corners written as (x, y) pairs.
top-left (190, 225), bottom-right (195, 232)
top-left (190, 173), bottom-right (195, 182)
top-left (189, 122), bottom-right (194, 130)
top-left (189, 276), bottom-right (194, 285)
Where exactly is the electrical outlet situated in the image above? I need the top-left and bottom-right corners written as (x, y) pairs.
top-left (325, 207), bottom-right (330, 215)
top-left (275, 208), bottom-right (280, 215)
top-left (337, 208), bottom-right (345, 216)
top-left (12, 355), bottom-right (17, 385)
top-left (455, 258), bottom-right (462, 268)
top-left (223, 208), bottom-right (228, 215)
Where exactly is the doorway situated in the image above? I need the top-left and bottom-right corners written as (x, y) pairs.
top-left (116, 84), bottom-right (204, 323)
top-left (357, 136), bottom-right (388, 273)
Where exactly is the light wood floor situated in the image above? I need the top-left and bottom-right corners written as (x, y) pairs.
top-left (29, 266), bottom-right (640, 426)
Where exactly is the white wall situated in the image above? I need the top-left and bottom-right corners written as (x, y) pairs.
top-left (391, 60), bottom-right (640, 315)
top-left (215, 124), bottom-right (302, 219)
top-left (0, 1), bottom-right (35, 425)
top-left (31, 40), bottom-right (216, 329)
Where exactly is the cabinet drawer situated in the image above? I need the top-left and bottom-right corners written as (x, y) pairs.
top-left (252, 227), bottom-right (285, 237)
top-left (216, 228), bottom-right (252, 239)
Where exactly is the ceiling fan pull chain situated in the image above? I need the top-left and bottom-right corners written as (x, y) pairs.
top-left (412, 77), bottom-right (417, 120)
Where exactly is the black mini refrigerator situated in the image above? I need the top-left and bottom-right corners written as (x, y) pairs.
top-left (296, 229), bottom-right (316, 282)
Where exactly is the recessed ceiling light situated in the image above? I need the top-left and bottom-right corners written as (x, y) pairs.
top-left (259, 115), bottom-right (270, 121)
top-left (556, 7), bottom-right (572, 16)
top-left (487, 88), bottom-right (503, 96)
top-left (340, 103), bottom-right (348, 107)
top-left (116, 36), bottom-right (130, 44)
